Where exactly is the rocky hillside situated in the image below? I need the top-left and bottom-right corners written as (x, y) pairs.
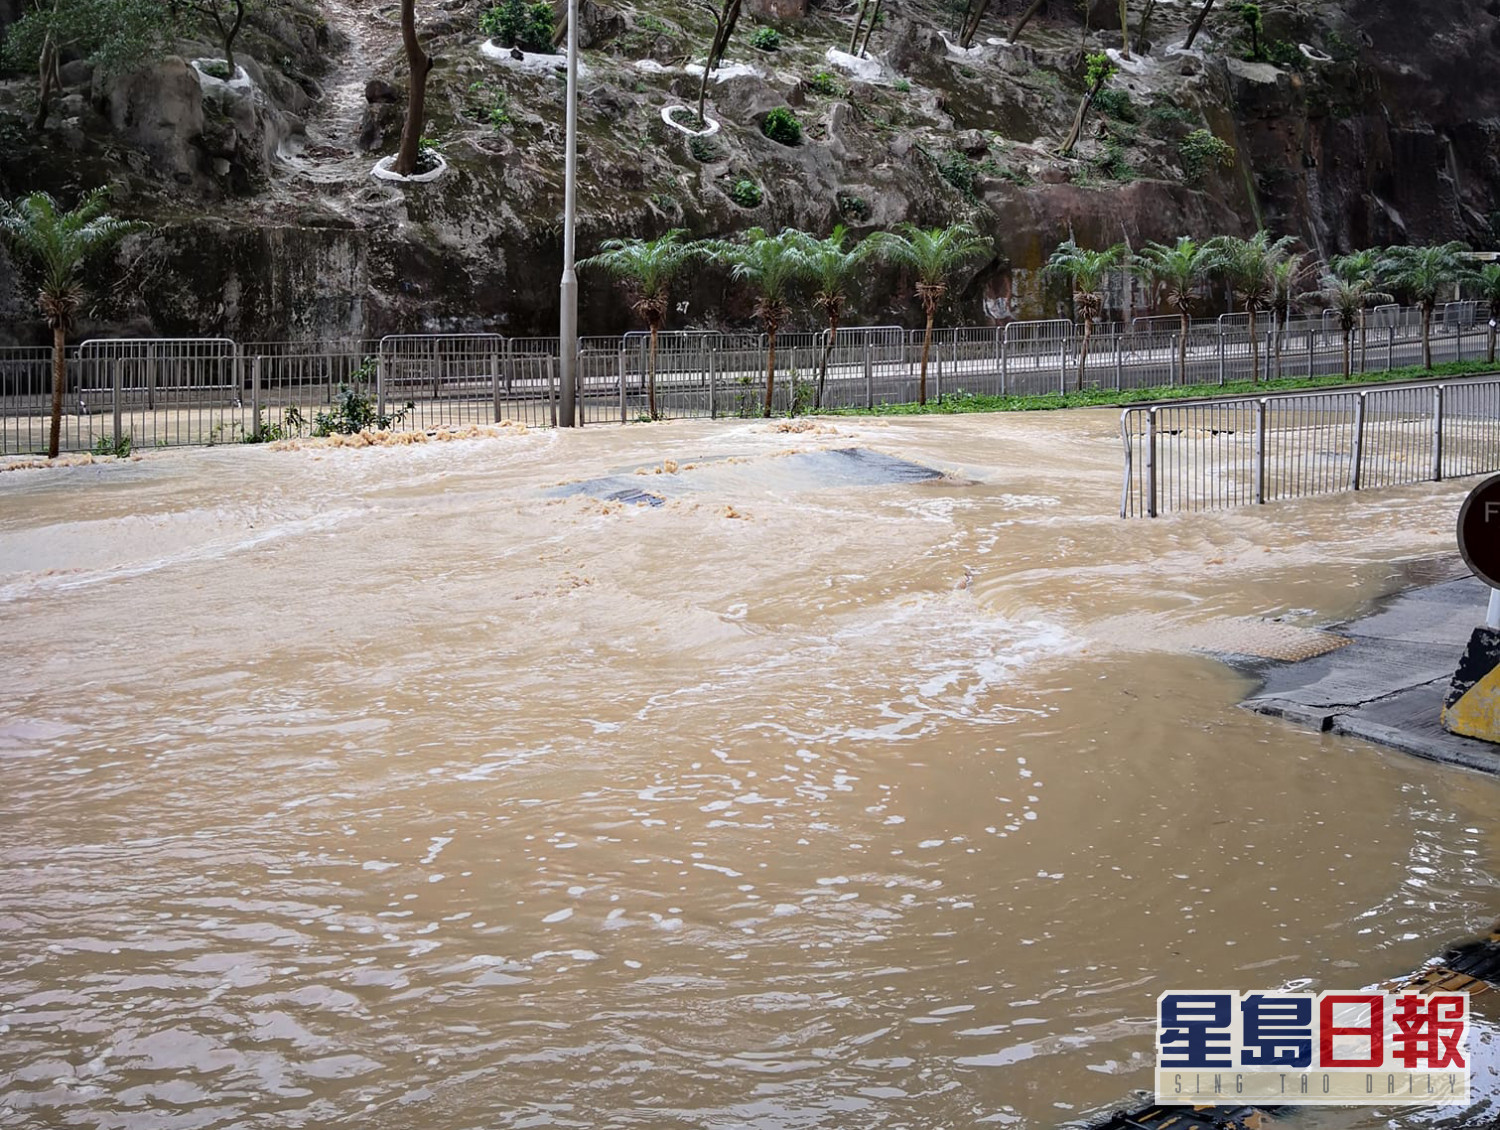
top-left (0, 0), bottom-right (1496, 343)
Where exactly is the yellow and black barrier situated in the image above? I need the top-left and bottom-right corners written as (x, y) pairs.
top-left (1442, 626), bottom-right (1500, 742)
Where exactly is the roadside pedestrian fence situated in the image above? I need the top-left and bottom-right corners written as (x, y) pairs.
top-left (0, 303), bottom-right (1495, 455)
top-left (1120, 376), bottom-right (1500, 517)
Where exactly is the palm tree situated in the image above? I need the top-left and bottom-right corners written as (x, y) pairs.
top-left (0, 188), bottom-right (144, 458)
top-left (1267, 251), bottom-right (1311, 379)
top-left (1131, 237), bottom-right (1214, 384)
top-left (1476, 262), bottom-right (1500, 366)
top-left (1207, 231), bottom-right (1299, 383)
top-left (789, 226), bottom-right (873, 409)
top-left (1330, 249), bottom-right (1381, 373)
top-left (1379, 242), bottom-right (1473, 370)
top-left (580, 230), bottom-right (705, 420)
top-left (867, 222), bottom-right (989, 406)
top-left (1045, 240), bottom-right (1125, 390)
top-left (1300, 274), bottom-right (1392, 378)
top-left (710, 228), bottom-right (807, 417)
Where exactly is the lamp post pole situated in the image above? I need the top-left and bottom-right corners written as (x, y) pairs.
top-left (558, 0), bottom-right (580, 426)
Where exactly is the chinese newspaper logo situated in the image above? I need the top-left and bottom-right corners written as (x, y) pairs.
top-left (1155, 991), bottom-right (1470, 1105)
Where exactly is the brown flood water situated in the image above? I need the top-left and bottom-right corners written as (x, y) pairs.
top-left (1, 411), bottom-right (1497, 1130)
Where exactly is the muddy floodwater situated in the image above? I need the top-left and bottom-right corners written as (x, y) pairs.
top-left (1, 411), bottom-right (1497, 1129)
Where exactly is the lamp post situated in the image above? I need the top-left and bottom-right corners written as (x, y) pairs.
top-left (558, 0), bottom-right (580, 426)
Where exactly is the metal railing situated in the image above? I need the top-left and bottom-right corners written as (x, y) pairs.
top-left (1120, 377), bottom-right (1500, 517)
top-left (1, 303), bottom-right (1495, 456)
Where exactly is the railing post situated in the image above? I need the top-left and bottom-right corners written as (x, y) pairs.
top-left (708, 339), bottom-right (717, 418)
top-left (1145, 407), bottom-right (1159, 518)
top-left (491, 346), bottom-right (502, 422)
top-left (1058, 332), bottom-right (1067, 395)
top-left (250, 354), bottom-right (261, 432)
top-left (1387, 325), bottom-right (1395, 371)
top-left (935, 346), bottom-right (943, 402)
top-left (1253, 398), bottom-right (1267, 504)
top-left (1115, 332), bottom-right (1124, 389)
top-left (1264, 330), bottom-right (1273, 382)
top-left (1169, 333), bottom-right (1178, 386)
top-left (1217, 332), bottom-right (1226, 385)
top-left (1306, 327), bottom-right (1314, 378)
top-left (1349, 391), bottom-right (1367, 490)
top-left (1431, 384), bottom-right (1445, 482)
top-left (864, 333), bottom-right (874, 409)
top-left (112, 351), bottom-right (122, 447)
top-left (619, 340), bottom-right (628, 423)
top-left (1000, 331), bottom-right (1009, 394)
top-left (147, 342), bottom-right (157, 410)
top-left (550, 356), bottom-right (559, 427)
top-left (377, 350), bottom-right (387, 419)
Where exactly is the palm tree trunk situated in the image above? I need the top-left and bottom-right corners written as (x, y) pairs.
top-left (1342, 327), bottom-right (1351, 378)
top-left (1358, 307), bottom-right (1367, 373)
top-left (1489, 316), bottom-right (1497, 366)
top-left (763, 326), bottom-right (778, 416)
top-left (1009, 0), bottom-right (1044, 42)
top-left (1178, 311), bottom-right (1190, 386)
top-left (919, 308), bottom-right (934, 405)
top-left (1247, 308), bottom-right (1259, 382)
top-left (816, 316), bottom-right (838, 409)
top-left (48, 324), bottom-right (65, 459)
top-left (1273, 311), bottom-right (1283, 379)
top-left (1118, 0), bottom-right (1131, 57)
top-left (1183, 0), bottom-right (1215, 48)
top-left (1422, 305), bottom-right (1433, 370)
top-left (393, 0), bottom-right (434, 177)
top-left (647, 322), bottom-right (660, 420)
top-left (1077, 317), bottom-right (1092, 391)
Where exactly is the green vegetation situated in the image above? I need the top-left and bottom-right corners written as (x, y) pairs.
top-left (200, 58), bottom-right (232, 79)
top-left (1045, 240), bottom-right (1125, 389)
top-left (1179, 129), bottom-right (1235, 183)
top-left (865, 222), bottom-right (990, 406)
top-left (92, 433), bottom-right (132, 457)
top-left (1059, 52), bottom-right (1116, 157)
top-left (790, 225), bottom-right (876, 407)
top-left (1131, 237), bottom-right (1217, 382)
top-left (1093, 88), bottom-right (1136, 122)
top-left (313, 381), bottom-right (411, 435)
top-left (0, 188), bottom-right (144, 458)
top-left (807, 71), bottom-right (841, 96)
top-left (1145, 102), bottom-right (1198, 132)
top-left (936, 150), bottom-right (979, 202)
top-left (468, 81), bottom-right (511, 129)
top-left (480, 0), bottom-right (555, 53)
top-left (761, 107), bottom-right (802, 145)
top-left (579, 230), bottom-right (707, 419)
top-left (893, 78), bottom-right (911, 93)
top-left (1207, 230), bottom-right (1300, 381)
top-left (728, 178), bottom-right (763, 207)
top-left (689, 134), bottom-right (722, 162)
top-left (749, 25), bottom-right (781, 51)
top-left (1379, 241), bottom-right (1474, 370)
top-left (707, 227), bottom-right (806, 415)
top-left (1235, 2), bottom-right (1264, 60)
top-left (822, 362), bottom-right (1500, 418)
top-left (836, 191), bottom-right (871, 221)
